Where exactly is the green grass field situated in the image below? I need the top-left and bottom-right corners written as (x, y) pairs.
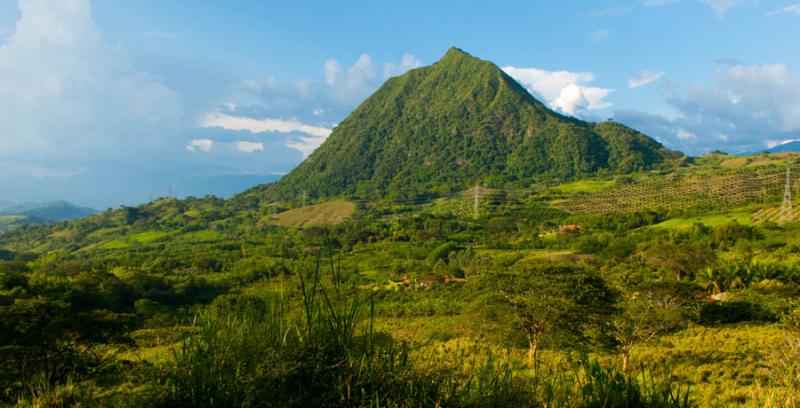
top-left (652, 212), bottom-right (753, 229)
top-left (553, 179), bottom-right (616, 194)
top-left (129, 230), bottom-right (171, 243)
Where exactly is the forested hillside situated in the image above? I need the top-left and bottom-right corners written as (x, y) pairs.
top-left (245, 48), bottom-right (680, 203)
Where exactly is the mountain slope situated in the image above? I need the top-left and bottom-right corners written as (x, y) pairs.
top-left (254, 48), bottom-right (674, 201)
top-left (0, 201), bottom-right (96, 222)
top-left (767, 140), bottom-right (800, 153)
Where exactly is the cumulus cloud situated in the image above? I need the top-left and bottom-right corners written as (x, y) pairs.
top-left (287, 136), bottom-right (328, 158)
top-left (201, 113), bottom-right (332, 138)
top-left (628, 70), bottom-right (664, 88)
top-left (0, 0), bottom-right (182, 171)
top-left (199, 112), bottom-right (333, 157)
top-left (383, 53), bottom-right (423, 77)
top-left (767, 4), bottom-right (800, 15)
top-left (503, 66), bottom-right (613, 116)
top-left (205, 53), bottom-right (421, 157)
top-left (615, 63), bottom-right (800, 154)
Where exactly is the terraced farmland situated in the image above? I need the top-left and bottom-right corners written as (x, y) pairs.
top-left (556, 167), bottom-right (798, 215)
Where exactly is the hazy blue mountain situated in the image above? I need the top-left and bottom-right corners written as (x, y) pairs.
top-left (767, 141), bottom-right (800, 153)
top-left (0, 201), bottom-right (97, 222)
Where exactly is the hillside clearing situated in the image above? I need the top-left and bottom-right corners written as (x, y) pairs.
top-left (268, 199), bottom-right (357, 228)
top-left (652, 212), bottom-right (753, 229)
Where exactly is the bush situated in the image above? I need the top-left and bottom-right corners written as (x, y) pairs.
top-left (698, 301), bottom-right (768, 325)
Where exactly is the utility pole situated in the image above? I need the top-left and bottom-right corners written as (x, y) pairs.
top-left (781, 167), bottom-right (793, 224)
top-left (473, 183), bottom-right (480, 220)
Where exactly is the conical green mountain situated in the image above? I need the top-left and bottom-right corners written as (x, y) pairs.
top-left (253, 48), bottom-right (677, 201)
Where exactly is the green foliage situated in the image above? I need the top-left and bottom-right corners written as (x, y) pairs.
top-left (246, 48), bottom-right (675, 202)
top-left (0, 298), bottom-right (133, 399)
top-left (487, 262), bottom-right (618, 360)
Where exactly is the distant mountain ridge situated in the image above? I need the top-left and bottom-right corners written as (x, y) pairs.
top-left (767, 140), bottom-right (800, 153)
top-left (0, 200), bottom-right (97, 222)
top-left (246, 47), bottom-right (680, 202)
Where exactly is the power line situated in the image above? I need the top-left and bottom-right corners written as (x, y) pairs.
top-left (781, 167), bottom-right (794, 224)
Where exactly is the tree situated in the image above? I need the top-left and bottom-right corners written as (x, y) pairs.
top-left (489, 263), bottom-right (617, 361)
top-left (0, 298), bottom-right (133, 396)
top-left (611, 292), bottom-right (684, 372)
top-left (640, 241), bottom-right (714, 280)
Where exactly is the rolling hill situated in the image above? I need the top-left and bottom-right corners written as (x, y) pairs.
top-left (0, 201), bottom-right (97, 235)
top-left (0, 200), bottom-right (96, 222)
top-left (244, 47), bottom-right (680, 203)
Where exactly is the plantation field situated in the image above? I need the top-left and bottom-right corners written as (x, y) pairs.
top-left (752, 205), bottom-right (800, 225)
top-left (557, 167), bottom-right (795, 215)
top-left (268, 199), bottom-right (357, 227)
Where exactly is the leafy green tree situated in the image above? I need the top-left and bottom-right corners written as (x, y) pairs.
top-left (0, 298), bottom-right (133, 397)
top-left (488, 263), bottom-right (617, 361)
top-left (611, 293), bottom-right (684, 371)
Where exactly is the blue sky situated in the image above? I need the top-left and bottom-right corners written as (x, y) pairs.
top-left (1, 0), bottom-right (799, 207)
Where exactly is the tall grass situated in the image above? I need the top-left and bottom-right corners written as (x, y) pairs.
top-left (150, 248), bottom-right (692, 407)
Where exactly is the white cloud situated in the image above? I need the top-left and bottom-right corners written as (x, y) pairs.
top-left (323, 54), bottom-right (376, 99)
top-left (767, 138), bottom-right (800, 148)
top-left (589, 29), bottom-right (610, 42)
top-left (234, 141), bottom-right (263, 153)
top-left (199, 113), bottom-right (333, 157)
top-left (187, 139), bottom-right (213, 152)
top-left (700, 0), bottom-right (748, 13)
top-left (213, 53), bottom-right (421, 157)
top-left (767, 4), bottom-right (800, 15)
top-left (616, 64), bottom-right (800, 154)
top-left (628, 70), bottom-right (665, 88)
top-left (201, 112), bottom-right (332, 138)
top-left (0, 0), bottom-right (182, 166)
top-left (503, 66), bottom-right (613, 116)
top-left (383, 53), bottom-right (423, 77)
top-left (286, 136), bottom-right (327, 158)
top-left (323, 59), bottom-right (341, 85)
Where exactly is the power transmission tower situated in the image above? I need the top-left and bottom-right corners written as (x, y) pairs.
top-left (302, 191), bottom-right (307, 207)
top-left (781, 167), bottom-right (793, 224)
top-left (473, 183), bottom-right (480, 220)
top-left (168, 183), bottom-right (173, 198)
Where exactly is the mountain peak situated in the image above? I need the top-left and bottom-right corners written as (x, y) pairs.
top-left (248, 48), bottom-right (676, 202)
top-left (442, 46), bottom-right (472, 59)
top-left (438, 47), bottom-right (488, 67)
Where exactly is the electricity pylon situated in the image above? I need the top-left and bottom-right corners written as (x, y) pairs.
top-left (473, 184), bottom-right (480, 220)
top-left (780, 167), bottom-right (793, 224)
